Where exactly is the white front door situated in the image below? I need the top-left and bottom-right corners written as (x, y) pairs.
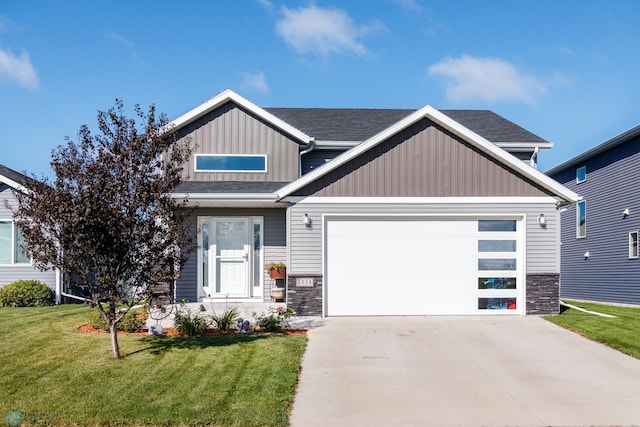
top-left (198, 217), bottom-right (263, 299)
top-left (214, 219), bottom-right (249, 296)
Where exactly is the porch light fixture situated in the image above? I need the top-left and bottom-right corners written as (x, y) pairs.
top-left (584, 251), bottom-right (590, 259)
top-left (303, 213), bottom-right (312, 227)
top-left (537, 213), bottom-right (547, 226)
top-left (623, 208), bottom-right (630, 217)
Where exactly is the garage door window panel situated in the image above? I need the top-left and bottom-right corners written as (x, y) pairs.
top-left (478, 220), bottom-right (517, 232)
top-left (478, 258), bottom-right (516, 270)
top-left (478, 277), bottom-right (516, 289)
top-left (478, 298), bottom-right (517, 310)
top-left (478, 240), bottom-right (516, 252)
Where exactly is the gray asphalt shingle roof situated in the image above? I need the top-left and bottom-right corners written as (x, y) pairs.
top-left (173, 181), bottom-right (290, 194)
top-left (265, 107), bottom-right (548, 144)
top-left (0, 164), bottom-right (27, 186)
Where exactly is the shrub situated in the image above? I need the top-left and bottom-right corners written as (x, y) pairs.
top-left (210, 306), bottom-right (239, 331)
top-left (174, 301), bottom-right (209, 335)
top-left (89, 308), bottom-right (147, 332)
top-left (252, 306), bottom-right (294, 332)
top-left (0, 280), bottom-right (54, 307)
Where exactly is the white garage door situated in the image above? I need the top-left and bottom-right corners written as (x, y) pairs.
top-left (325, 217), bottom-right (523, 316)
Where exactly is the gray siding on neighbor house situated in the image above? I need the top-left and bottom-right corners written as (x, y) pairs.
top-left (287, 201), bottom-right (559, 275)
top-left (175, 207), bottom-right (286, 302)
top-left (549, 133), bottom-right (640, 305)
top-left (293, 119), bottom-right (551, 198)
top-left (175, 102), bottom-right (301, 183)
top-left (0, 185), bottom-right (58, 293)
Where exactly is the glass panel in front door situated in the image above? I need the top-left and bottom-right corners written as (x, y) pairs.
top-left (214, 220), bottom-right (249, 296)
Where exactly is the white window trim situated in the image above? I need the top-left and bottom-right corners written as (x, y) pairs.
top-left (629, 231), bottom-right (639, 259)
top-left (194, 154), bottom-right (268, 173)
top-left (576, 166), bottom-right (587, 184)
top-left (576, 201), bottom-right (586, 239)
top-left (0, 219), bottom-right (31, 266)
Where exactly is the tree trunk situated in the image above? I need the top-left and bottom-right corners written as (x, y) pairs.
top-left (109, 321), bottom-right (121, 359)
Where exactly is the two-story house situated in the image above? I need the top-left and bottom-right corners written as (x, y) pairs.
top-left (547, 124), bottom-right (640, 306)
top-left (169, 89), bottom-right (578, 316)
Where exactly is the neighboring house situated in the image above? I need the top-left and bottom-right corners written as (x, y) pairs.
top-left (169, 89), bottom-right (578, 316)
top-left (547, 124), bottom-right (640, 306)
top-left (0, 164), bottom-right (60, 302)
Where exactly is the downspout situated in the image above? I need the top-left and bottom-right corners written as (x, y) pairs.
top-left (530, 146), bottom-right (539, 168)
top-left (298, 138), bottom-right (316, 177)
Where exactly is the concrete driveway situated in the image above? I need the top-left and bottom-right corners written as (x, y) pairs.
top-left (290, 316), bottom-right (640, 427)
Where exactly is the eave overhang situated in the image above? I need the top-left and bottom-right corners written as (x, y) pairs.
top-left (169, 89), bottom-right (313, 146)
top-left (275, 105), bottom-right (579, 204)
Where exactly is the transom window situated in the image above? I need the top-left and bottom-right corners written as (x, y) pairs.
top-left (0, 220), bottom-right (29, 265)
top-left (195, 154), bottom-right (267, 172)
top-left (577, 201), bottom-right (586, 238)
top-left (576, 166), bottom-right (586, 183)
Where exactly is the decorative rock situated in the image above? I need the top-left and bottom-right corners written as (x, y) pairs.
top-left (240, 320), bottom-right (251, 334)
top-left (148, 324), bottom-right (164, 336)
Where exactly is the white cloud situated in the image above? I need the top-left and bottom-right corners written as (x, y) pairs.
top-left (106, 31), bottom-right (143, 63)
top-left (389, 0), bottom-right (423, 13)
top-left (0, 48), bottom-right (39, 90)
top-left (428, 55), bottom-right (547, 105)
top-left (275, 5), bottom-right (383, 56)
top-left (255, 0), bottom-right (274, 13)
top-left (240, 71), bottom-right (270, 95)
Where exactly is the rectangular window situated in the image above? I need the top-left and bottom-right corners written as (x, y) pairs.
top-left (576, 166), bottom-right (586, 183)
top-left (478, 240), bottom-right (516, 252)
top-left (195, 154), bottom-right (267, 172)
top-left (478, 220), bottom-right (517, 232)
top-left (478, 298), bottom-right (517, 310)
top-left (478, 277), bottom-right (517, 289)
top-left (478, 258), bottom-right (517, 270)
top-left (0, 221), bottom-right (29, 265)
top-left (630, 232), bottom-right (639, 259)
top-left (577, 201), bottom-right (586, 238)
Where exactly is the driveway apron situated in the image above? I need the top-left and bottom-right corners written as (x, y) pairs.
top-left (290, 316), bottom-right (640, 427)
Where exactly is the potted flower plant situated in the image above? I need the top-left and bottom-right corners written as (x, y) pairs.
top-left (265, 261), bottom-right (286, 279)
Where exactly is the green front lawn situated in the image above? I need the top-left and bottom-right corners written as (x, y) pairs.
top-left (0, 305), bottom-right (307, 426)
top-left (544, 300), bottom-right (640, 359)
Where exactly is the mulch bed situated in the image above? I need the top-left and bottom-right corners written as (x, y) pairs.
top-left (77, 324), bottom-right (306, 336)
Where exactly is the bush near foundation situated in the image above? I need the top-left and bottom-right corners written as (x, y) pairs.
top-left (0, 280), bottom-right (54, 307)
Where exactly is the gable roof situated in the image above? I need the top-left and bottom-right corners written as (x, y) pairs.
top-left (546, 124), bottom-right (640, 175)
top-left (265, 107), bottom-right (551, 148)
top-left (276, 105), bottom-right (579, 203)
top-left (169, 89), bottom-right (312, 145)
top-left (0, 164), bottom-right (27, 191)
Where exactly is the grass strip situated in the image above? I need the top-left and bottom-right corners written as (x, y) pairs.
top-left (544, 300), bottom-right (640, 359)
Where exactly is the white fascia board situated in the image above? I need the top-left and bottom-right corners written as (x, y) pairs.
top-left (169, 89), bottom-right (312, 145)
top-left (314, 140), bottom-right (361, 149)
top-left (495, 142), bottom-right (554, 151)
top-left (0, 174), bottom-right (27, 193)
top-left (284, 196), bottom-right (560, 205)
top-left (171, 192), bottom-right (280, 202)
top-left (276, 105), bottom-right (579, 203)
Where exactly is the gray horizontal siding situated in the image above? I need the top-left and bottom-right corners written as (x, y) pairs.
top-left (301, 149), bottom-right (344, 175)
top-left (0, 185), bottom-right (58, 293)
top-left (288, 200), bottom-right (558, 275)
top-left (294, 120), bottom-right (550, 198)
top-left (175, 102), bottom-right (300, 183)
top-left (550, 134), bottom-right (640, 305)
top-left (175, 207), bottom-right (286, 302)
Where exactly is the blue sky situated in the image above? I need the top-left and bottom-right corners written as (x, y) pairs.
top-left (1, 0), bottom-right (639, 177)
